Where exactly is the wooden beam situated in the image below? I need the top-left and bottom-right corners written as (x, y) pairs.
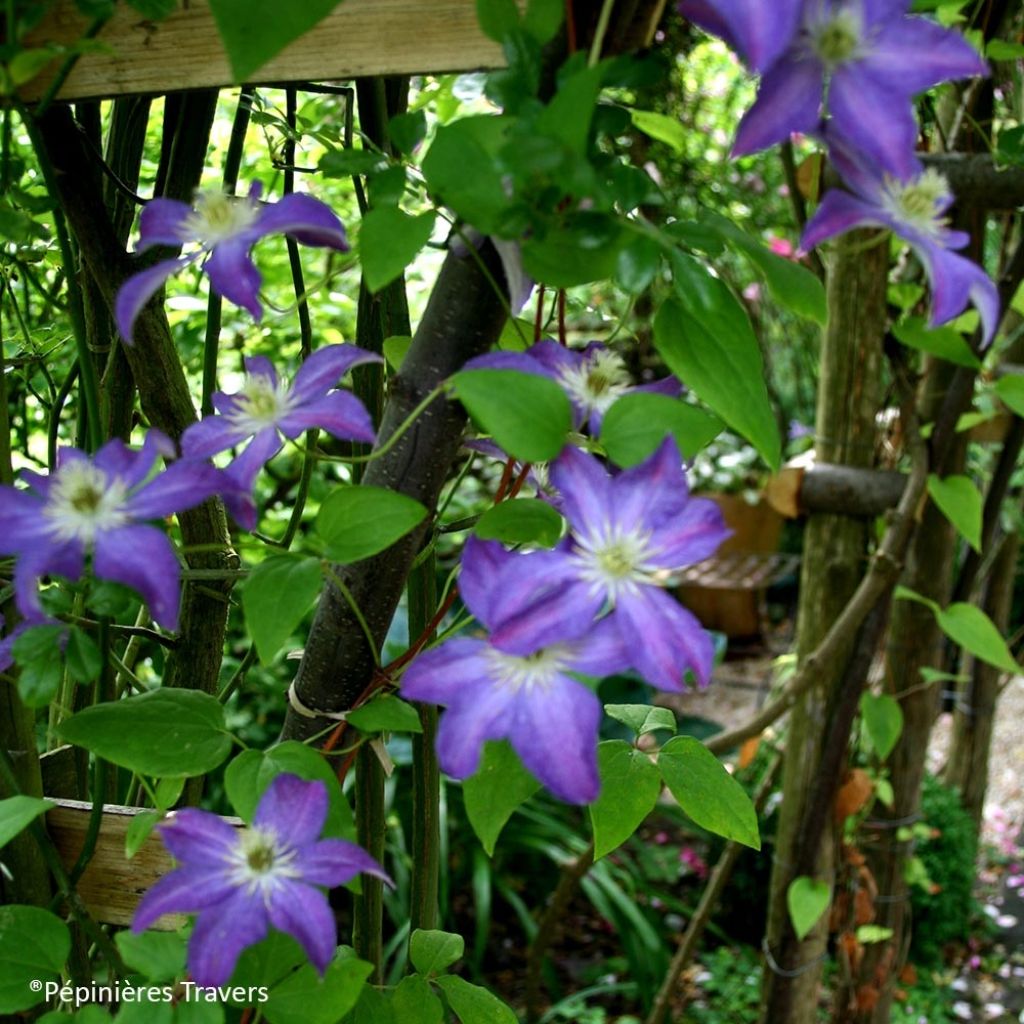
top-left (46, 799), bottom-right (242, 928)
top-left (21, 0), bottom-right (506, 102)
top-left (765, 462), bottom-right (908, 519)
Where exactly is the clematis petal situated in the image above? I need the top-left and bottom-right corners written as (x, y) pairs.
top-left (93, 524), bottom-right (182, 630)
top-left (132, 866), bottom-right (236, 932)
top-left (136, 198), bottom-right (194, 250)
top-left (289, 345), bottom-right (383, 404)
top-left (181, 415), bottom-right (252, 460)
top-left (527, 339), bottom-right (580, 376)
top-left (223, 427), bottom-right (285, 493)
top-left (0, 490), bottom-right (50, 551)
top-left (513, 676), bottom-right (601, 804)
top-left (457, 536), bottom-right (514, 625)
top-left (493, 237), bottom-right (534, 314)
top-left (616, 586), bottom-right (714, 691)
top-left (800, 190), bottom-right (888, 252)
top-left (14, 542), bottom-right (84, 619)
top-left (732, 56), bottom-right (823, 157)
top-left (124, 461), bottom-right (224, 521)
top-left (203, 240), bottom-right (263, 321)
top-left (464, 350), bottom-right (551, 375)
top-left (648, 495), bottom-right (731, 569)
top-left (488, 574), bottom-right (604, 656)
top-left (400, 637), bottom-right (492, 706)
top-left (158, 808), bottom-right (240, 866)
top-left (253, 192), bottom-right (350, 251)
top-left (94, 431), bottom-right (175, 489)
top-left (115, 257), bottom-right (194, 343)
top-left (267, 880), bottom-right (337, 974)
top-left (677, 0), bottom-right (802, 72)
top-left (611, 436), bottom-right (690, 530)
top-left (549, 444), bottom-right (614, 540)
top-left (863, 16), bottom-right (988, 94)
top-left (434, 684), bottom-right (517, 780)
top-left (915, 241), bottom-right (1001, 346)
top-left (277, 391), bottom-right (376, 444)
top-left (294, 838), bottom-right (392, 888)
top-left (828, 66), bottom-right (919, 176)
top-left (564, 616), bottom-right (635, 678)
top-left (254, 775), bottom-right (328, 847)
top-left (187, 889), bottom-right (269, 987)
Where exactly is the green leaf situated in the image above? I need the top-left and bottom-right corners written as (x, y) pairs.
top-left (699, 210), bottom-right (827, 324)
top-left (786, 877), bottom-right (830, 941)
top-left (604, 704), bottom-right (676, 736)
top-left (316, 485), bottom-right (427, 565)
top-left (629, 108), bottom-right (686, 153)
top-left (391, 975), bottom-right (444, 1023)
top-left (936, 603), bottom-right (1019, 674)
top-left (11, 625), bottom-right (65, 708)
top-left (8, 48), bottom-right (56, 87)
top-left (383, 335), bottom-right (413, 371)
top-left (388, 110), bottom-right (428, 156)
top-left (58, 689), bottom-right (232, 778)
top-left (347, 695), bottom-right (422, 734)
top-left (614, 233), bottom-right (663, 293)
top-left (409, 929), bottom-right (464, 976)
top-left (65, 627), bottom-right (102, 684)
top-left (987, 39), bottom-right (1024, 59)
top-left (522, 0), bottom-right (562, 42)
top-left (0, 795), bottom-right (53, 848)
top-left (359, 208), bottom-right (435, 293)
top-left (115, 930), bottom-right (186, 982)
top-left (228, 932), bottom-right (306, 997)
top-left (451, 369), bottom-right (571, 462)
top-left (263, 954), bottom-right (372, 1024)
top-left (521, 222), bottom-right (625, 288)
top-left (476, 0), bottom-right (520, 41)
top-left (434, 975), bottom-right (518, 1024)
top-left (859, 693), bottom-right (903, 761)
top-left (892, 317), bottom-right (980, 369)
top-left (125, 809), bottom-right (161, 859)
top-left (422, 116), bottom-right (510, 233)
top-left (474, 498), bottom-right (563, 547)
top-left (656, 262), bottom-right (781, 470)
top-left (535, 65), bottom-right (603, 154)
top-left (319, 149), bottom-right (389, 178)
top-left (927, 473), bottom-right (983, 552)
top-left (225, 742), bottom-right (355, 840)
top-left (658, 736), bottom-right (761, 849)
top-left (589, 741), bottom-right (661, 859)
top-left (601, 393), bottom-right (723, 467)
top-left (463, 741), bottom-right (540, 855)
top-left (243, 555), bottom-right (322, 665)
top-left (856, 924), bottom-right (895, 944)
top-left (207, 0), bottom-right (342, 82)
top-left (0, 906), bottom-right (70, 1013)
top-left (995, 375), bottom-right (1024, 417)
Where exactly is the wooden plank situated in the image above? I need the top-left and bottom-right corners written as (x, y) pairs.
top-left (21, 0), bottom-right (507, 102)
top-left (46, 799), bottom-right (243, 928)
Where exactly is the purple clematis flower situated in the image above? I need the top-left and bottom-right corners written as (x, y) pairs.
top-left (401, 537), bottom-right (634, 804)
top-left (181, 345), bottom-right (381, 527)
top-left (133, 774), bottom-right (389, 987)
top-left (802, 134), bottom-right (1000, 344)
top-left (485, 438), bottom-right (729, 691)
top-left (467, 340), bottom-right (680, 433)
top-left (115, 183), bottom-right (350, 343)
top-left (683, 0), bottom-right (987, 172)
top-left (0, 432), bottom-right (223, 631)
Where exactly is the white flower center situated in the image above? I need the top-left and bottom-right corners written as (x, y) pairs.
top-left (806, 4), bottom-right (864, 67)
top-left (44, 462), bottom-right (129, 544)
top-left (573, 521), bottom-right (660, 603)
top-left (880, 169), bottom-right (952, 239)
top-left (228, 373), bottom-right (295, 433)
top-left (184, 192), bottom-right (261, 248)
top-left (484, 645), bottom-right (571, 694)
top-left (557, 350), bottom-right (632, 418)
top-left (229, 827), bottom-right (300, 899)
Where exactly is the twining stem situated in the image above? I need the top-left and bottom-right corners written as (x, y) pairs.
top-left (408, 552), bottom-right (440, 934)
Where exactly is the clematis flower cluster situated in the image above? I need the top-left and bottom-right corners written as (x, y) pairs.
top-left (133, 774), bottom-right (390, 986)
top-left (0, 343), bottom-right (378, 645)
top-left (402, 436), bottom-right (729, 804)
top-left (678, 0), bottom-right (999, 343)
